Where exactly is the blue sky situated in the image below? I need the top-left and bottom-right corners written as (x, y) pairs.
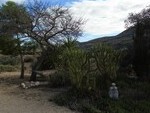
top-left (1, 0), bottom-right (150, 42)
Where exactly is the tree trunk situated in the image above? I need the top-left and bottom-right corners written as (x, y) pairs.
top-left (30, 46), bottom-right (55, 81)
top-left (20, 53), bottom-right (24, 79)
top-left (30, 50), bottom-right (46, 81)
top-left (30, 71), bottom-right (37, 81)
top-left (16, 35), bottom-right (25, 79)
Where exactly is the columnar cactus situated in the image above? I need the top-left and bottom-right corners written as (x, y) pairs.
top-left (62, 47), bottom-right (96, 91)
top-left (91, 43), bottom-right (120, 88)
top-left (63, 48), bottom-right (86, 89)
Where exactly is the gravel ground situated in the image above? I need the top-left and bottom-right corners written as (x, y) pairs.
top-left (0, 72), bottom-right (80, 113)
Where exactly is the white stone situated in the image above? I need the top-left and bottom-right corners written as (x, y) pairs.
top-left (21, 83), bottom-right (26, 89)
top-left (35, 81), bottom-right (40, 86)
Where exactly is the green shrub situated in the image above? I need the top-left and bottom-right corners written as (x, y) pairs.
top-left (59, 44), bottom-right (121, 91)
top-left (49, 70), bottom-right (70, 88)
top-left (91, 43), bottom-right (121, 89)
top-left (81, 104), bottom-right (102, 113)
top-left (0, 64), bottom-right (19, 72)
top-left (0, 55), bottom-right (20, 65)
top-left (53, 93), bottom-right (69, 106)
top-left (62, 47), bottom-right (96, 91)
top-left (53, 78), bottom-right (150, 113)
top-left (53, 68), bottom-right (150, 113)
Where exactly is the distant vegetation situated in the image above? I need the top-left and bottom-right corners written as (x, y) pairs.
top-left (0, 55), bottom-right (20, 72)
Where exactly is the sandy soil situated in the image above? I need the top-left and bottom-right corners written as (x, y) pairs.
top-left (0, 72), bottom-right (80, 113)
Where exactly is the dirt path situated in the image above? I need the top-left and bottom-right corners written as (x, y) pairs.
top-left (0, 72), bottom-right (79, 113)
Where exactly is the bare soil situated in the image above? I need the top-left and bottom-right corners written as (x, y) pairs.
top-left (0, 72), bottom-right (80, 113)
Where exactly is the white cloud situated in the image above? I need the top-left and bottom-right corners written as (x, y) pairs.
top-left (1, 0), bottom-right (149, 41)
top-left (70, 0), bottom-right (150, 36)
top-left (11, 0), bottom-right (24, 3)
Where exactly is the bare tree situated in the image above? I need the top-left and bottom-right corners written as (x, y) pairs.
top-left (24, 0), bottom-right (84, 81)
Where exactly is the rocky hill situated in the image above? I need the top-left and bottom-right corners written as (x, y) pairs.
top-left (80, 27), bottom-right (135, 49)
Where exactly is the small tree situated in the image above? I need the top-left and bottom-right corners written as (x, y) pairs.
top-left (0, 1), bottom-right (31, 79)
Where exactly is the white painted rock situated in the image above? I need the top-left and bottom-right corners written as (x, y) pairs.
top-left (109, 83), bottom-right (119, 99)
top-left (20, 81), bottom-right (48, 89)
top-left (20, 83), bottom-right (26, 89)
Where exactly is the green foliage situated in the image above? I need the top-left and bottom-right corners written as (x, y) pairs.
top-left (91, 43), bottom-right (121, 88)
top-left (54, 79), bottom-right (150, 113)
top-left (48, 39), bottom-right (94, 90)
top-left (0, 2), bottom-right (32, 55)
top-left (81, 104), bottom-right (102, 113)
top-left (0, 1), bottom-right (30, 34)
top-left (63, 48), bottom-right (88, 89)
top-left (52, 42), bottom-right (149, 113)
top-left (22, 40), bottom-right (39, 54)
top-left (48, 71), bottom-right (70, 88)
top-left (0, 35), bottom-right (19, 55)
top-left (57, 43), bottom-right (121, 92)
top-left (0, 55), bottom-right (20, 65)
top-left (0, 55), bottom-right (20, 72)
top-left (0, 1), bottom-right (32, 78)
top-left (54, 37), bottom-right (79, 68)
top-left (0, 65), bottom-right (19, 72)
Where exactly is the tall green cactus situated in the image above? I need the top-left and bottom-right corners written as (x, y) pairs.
top-left (63, 47), bottom-right (86, 89)
top-left (60, 43), bottom-right (120, 91)
top-left (62, 47), bottom-right (96, 91)
top-left (91, 43), bottom-right (120, 88)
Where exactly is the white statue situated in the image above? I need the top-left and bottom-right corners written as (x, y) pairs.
top-left (109, 83), bottom-right (119, 99)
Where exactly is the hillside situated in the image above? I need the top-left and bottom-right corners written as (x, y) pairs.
top-left (80, 27), bottom-right (135, 49)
